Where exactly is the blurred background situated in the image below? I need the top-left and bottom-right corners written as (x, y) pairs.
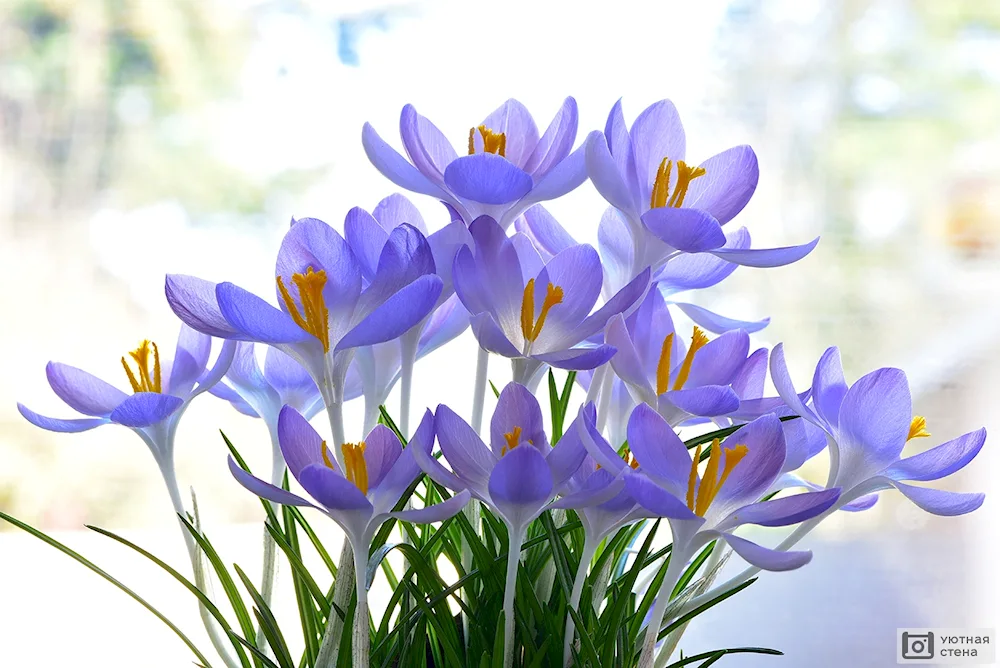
top-left (1, 0), bottom-right (998, 665)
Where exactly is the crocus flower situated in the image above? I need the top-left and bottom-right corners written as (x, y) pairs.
top-left (585, 405), bottom-right (840, 667)
top-left (229, 406), bottom-right (471, 667)
top-left (362, 98), bottom-right (587, 228)
top-left (770, 345), bottom-right (987, 516)
top-left (411, 382), bottom-right (589, 668)
top-left (18, 324), bottom-right (234, 468)
top-left (453, 215), bottom-right (649, 388)
top-left (584, 100), bottom-right (818, 289)
top-left (165, 217), bottom-right (443, 464)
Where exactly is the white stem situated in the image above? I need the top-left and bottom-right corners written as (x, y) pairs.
top-left (585, 365), bottom-right (607, 405)
top-left (653, 544), bottom-right (727, 668)
top-left (461, 499), bottom-right (479, 649)
top-left (637, 549), bottom-right (689, 668)
top-left (471, 346), bottom-right (489, 434)
top-left (399, 332), bottom-right (420, 438)
top-left (158, 460), bottom-right (242, 668)
top-left (363, 395), bottom-right (381, 436)
top-left (563, 536), bottom-right (600, 667)
top-left (317, 544), bottom-right (355, 667)
top-left (596, 367), bottom-right (615, 432)
top-left (255, 429), bottom-right (285, 656)
top-left (352, 542), bottom-right (370, 668)
top-left (502, 526), bottom-right (525, 668)
top-left (326, 399), bottom-right (347, 469)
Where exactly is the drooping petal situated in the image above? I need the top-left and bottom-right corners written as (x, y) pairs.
top-left (299, 464), bottom-right (373, 512)
top-left (336, 275), bottom-right (443, 351)
top-left (623, 472), bottom-right (701, 521)
top-left (435, 404), bottom-right (496, 487)
top-left (216, 282), bottom-right (312, 345)
top-left (487, 445), bottom-right (553, 527)
top-left (524, 97), bottom-right (578, 177)
top-left (716, 488), bottom-right (840, 532)
top-left (490, 383), bottom-right (547, 457)
top-left (210, 382), bottom-right (260, 418)
top-left (578, 404), bottom-right (627, 473)
top-left (533, 346), bottom-right (617, 370)
top-left (362, 122), bottom-right (448, 198)
top-left (883, 428), bottom-right (987, 482)
top-left (46, 362), bottom-right (127, 417)
top-left (228, 457), bottom-right (314, 508)
top-left (720, 532), bottom-right (812, 571)
top-left (836, 367), bottom-right (911, 488)
top-left (444, 154), bottom-right (533, 205)
top-left (629, 100), bottom-right (686, 206)
top-left (626, 403), bottom-right (693, 495)
top-left (17, 403), bottom-right (108, 433)
top-left (889, 481), bottom-right (984, 516)
top-left (278, 405), bottom-right (338, 479)
top-left (708, 238), bottom-right (819, 268)
top-left (672, 302), bottom-right (770, 335)
top-left (656, 227), bottom-right (750, 294)
top-left (811, 347), bottom-right (847, 429)
top-left (661, 386), bottom-right (740, 418)
top-left (469, 313), bottom-right (523, 358)
top-left (109, 393), bottom-right (183, 428)
top-left (683, 145), bottom-right (758, 225)
top-left (641, 208), bottom-right (726, 253)
top-left (165, 274), bottom-right (241, 339)
top-left (192, 340), bottom-right (236, 399)
top-left (391, 489), bottom-right (473, 523)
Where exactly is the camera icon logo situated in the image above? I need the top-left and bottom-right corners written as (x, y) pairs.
top-left (902, 632), bottom-right (935, 660)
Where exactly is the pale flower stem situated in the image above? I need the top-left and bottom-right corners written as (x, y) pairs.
top-left (585, 364), bottom-right (607, 405)
top-left (352, 542), bottom-right (370, 668)
top-left (471, 346), bottom-right (489, 434)
top-left (596, 367), bottom-right (615, 432)
top-left (563, 537), bottom-right (600, 667)
top-left (460, 499), bottom-right (480, 648)
top-left (317, 543), bottom-right (355, 668)
top-left (399, 332), bottom-right (420, 437)
top-left (363, 396), bottom-right (381, 436)
top-left (653, 544), bottom-right (727, 668)
top-left (637, 548), bottom-right (688, 668)
top-left (502, 527), bottom-right (525, 668)
top-left (158, 460), bottom-right (242, 668)
top-left (255, 431), bottom-right (286, 657)
top-left (325, 398), bottom-right (347, 469)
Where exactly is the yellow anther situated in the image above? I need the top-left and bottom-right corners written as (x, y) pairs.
top-left (340, 441), bottom-right (369, 495)
top-left (623, 448), bottom-right (641, 470)
top-left (687, 439), bottom-right (749, 517)
top-left (520, 279), bottom-right (564, 343)
top-left (321, 440), bottom-right (336, 470)
top-left (650, 157), bottom-right (706, 209)
top-left (276, 266), bottom-right (331, 353)
top-left (672, 327), bottom-right (709, 391)
top-left (502, 426), bottom-right (523, 456)
top-left (656, 333), bottom-right (675, 395)
top-left (908, 416), bottom-right (930, 441)
top-left (468, 125), bottom-right (507, 157)
top-left (121, 340), bottom-right (162, 394)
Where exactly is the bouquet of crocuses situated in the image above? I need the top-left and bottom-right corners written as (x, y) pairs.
top-left (9, 97), bottom-right (986, 668)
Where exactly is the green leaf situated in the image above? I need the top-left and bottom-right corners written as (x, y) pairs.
top-left (227, 632), bottom-right (284, 668)
top-left (664, 647), bottom-right (782, 667)
top-left (659, 578), bottom-right (758, 641)
top-left (0, 511), bottom-right (214, 668)
top-left (378, 405), bottom-right (407, 443)
top-left (489, 380), bottom-right (501, 398)
top-left (234, 564), bottom-right (297, 668)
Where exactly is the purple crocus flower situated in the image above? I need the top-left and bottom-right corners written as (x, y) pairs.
top-left (584, 405), bottom-right (840, 666)
top-left (165, 217), bottom-right (443, 464)
top-left (229, 405), bottom-right (471, 665)
top-left (584, 99), bottom-right (818, 292)
top-left (362, 99), bottom-right (587, 228)
top-left (770, 344), bottom-right (987, 517)
top-left (453, 215), bottom-right (649, 389)
top-left (19, 324), bottom-right (234, 465)
top-left (411, 383), bottom-right (589, 667)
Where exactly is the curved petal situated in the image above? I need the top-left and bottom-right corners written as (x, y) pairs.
top-left (656, 227), bottom-right (750, 294)
top-left (370, 410), bottom-right (434, 514)
top-left (836, 367), bottom-right (911, 488)
top-left (362, 122), bottom-right (448, 198)
top-left (731, 347), bottom-right (768, 400)
top-left (278, 405), bottom-right (338, 479)
top-left (109, 393), bottom-right (183, 428)
top-left (586, 131), bottom-right (638, 218)
top-left (572, 267), bottom-right (651, 343)
top-left (336, 275), bottom-right (443, 351)
top-left (344, 206), bottom-right (389, 282)
top-left (487, 445), bottom-right (553, 527)
top-left (781, 418), bottom-right (830, 472)
top-left (551, 469), bottom-right (625, 509)
top-left (641, 208), bottom-right (725, 253)
top-left (276, 218), bottom-right (362, 319)
top-left (661, 386), bottom-right (740, 418)
top-left (263, 347), bottom-right (317, 396)
top-left (768, 343), bottom-right (819, 425)
top-left (708, 237), bottom-right (819, 268)
top-left (216, 282), bottom-right (312, 345)
top-left (373, 192), bottom-right (427, 233)
top-left (889, 480), bottom-right (984, 517)
top-left (411, 432), bottom-right (470, 494)
top-left (709, 414), bottom-right (786, 516)
top-left (811, 347), bottom-right (847, 429)
top-left (469, 312), bottom-right (523, 358)
top-left (228, 457), bottom-right (314, 508)
top-left (46, 362), bottom-right (127, 417)
top-left (716, 488), bottom-right (839, 531)
top-left (626, 403), bottom-right (692, 495)
top-left (720, 532), bottom-right (812, 571)
top-left (683, 329), bottom-right (750, 388)
top-left (17, 403), bottom-right (108, 433)
top-left (517, 205), bottom-right (576, 260)
top-left (391, 489), bottom-right (472, 523)
top-left (604, 99), bottom-right (639, 203)
top-left (672, 302), bottom-right (770, 335)
top-left (418, 295), bottom-right (471, 357)
top-left (597, 205), bottom-right (640, 294)
top-left (533, 244), bottom-right (603, 335)
top-left (519, 144), bottom-right (587, 206)
top-left (577, 404), bottom-right (627, 473)
top-left (444, 154), bottom-right (532, 205)
top-left (623, 472), bottom-right (701, 521)
top-left (629, 99), bottom-right (686, 205)
top-left (168, 325), bottom-right (211, 397)
top-left (165, 274), bottom-right (241, 339)
top-left (435, 404), bottom-right (496, 487)
top-left (400, 104), bottom-right (459, 185)
top-left (363, 424), bottom-right (403, 491)
top-left (533, 346), bottom-right (617, 370)
top-left (210, 382), bottom-right (260, 418)
top-left (479, 98), bottom-right (540, 169)
top-left (524, 97), bottom-right (578, 177)
top-left (490, 383), bottom-right (547, 457)
top-left (683, 145), bottom-right (758, 225)
top-left (299, 464), bottom-right (373, 512)
top-left (606, 315), bottom-right (655, 400)
top-left (883, 428), bottom-right (986, 482)
top-left (545, 417), bottom-right (588, 489)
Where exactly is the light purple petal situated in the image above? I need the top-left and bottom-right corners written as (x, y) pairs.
top-left (598, 206), bottom-right (638, 293)
top-left (708, 237), bottom-right (820, 268)
top-left (444, 154), bottom-right (532, 205)
top-left (210, 382), bottom-right (260, 418)
top-left (768, 343), bottom-right (819, 424)
top-left (399, 104), bottom-right (459, 186)
top-left (889, 481), bottom-right (984, 517)
top-left (165, 274), bottom-right (241, 339)
top-left (517, 205), bottom-right (577, 259)
top-left (373, 192), bottom-right (427, 233)
top-left (520, 144), bottom-right (588, 204)
top-left (672, 302), bottom-right (770, 335)
top-left (717, 488), bottom-right (840, 531)
top-left (469, 313), bottom-right (523, 358)
top-left (534, 244), bottom-right (603, 333)
top-left (46, 362), bottom-right (127, 417)
top-left (812, 347), bottom-right (847, 429)
top-left (661, 386), bottom-right (740, 418)
top-left (836, 367), bottom-right (911, 487)
top-left (523, 97), bottom-right (578, 177)
top-left (435, 404), bottom-right (496, 487)
top-left (586, 131), bottom-right (637, 217)
top-left (604, 99), bottom-right (640, 204)
top-left (683, 329), bottom-right (750, 388)
top-left (490, 382), bottom-right (547, 457)
top-left (487, 445), bottom-right (553, 523)
top-left (109, 393), bottom-right (183, 428)
top-left (17, 403), bottom-right (108, 433)
top-left (641, 208), bottom-right (725, 253)
top-left (781, 418), bottom-right (830, 472)
top-left (884, 428), bottom-right (986, 482)
top-left (656, 227), bottom-right (750, 294)
top-left (391, 489), bottom-right (472, 523)
top-left (418, 295), bottom-right (471, 357)
top-left (551, 468), bottom-right (625, 509)
top-left (427, 221), bottom-right (473, 288)
top-left (362, 121), bottom-right (448, 198)
top-left (168, 325), bottom-right (211, 397)
top-left (623, 472), bottom-right (700, 521)
top-left (534, 346), bottom-right (617, 371)
top-left (370, 410), bottom-right (434, 512)
top-left (278, 405), bottom-right (337, 480)
top-left (479, 98), bottom-right (540, 169)
top-left (263, 347), bottom-right (316, 396)
top-left (709, 414), bottom-right (786, 514)
top-left (731, 347), bottom-right (768, 400)
top-left (606, 315), bottom-right (653, 398)
top-left (511, 234), bottom-right (545, 285)
top-left (216, 282), bottom-right (312, 345)
top-left (228, 457), bottom-right (313, 507)
top-left (572, 267), bottom-right (651, 343)
top-left (721, 532), bottom-right (812, 571)
top-left (577, 404), bottom-right (627, 473)
top-left (545, 417), bottom-right (588, 489)
top-left (344, 206), bottom-right (389, 282)
top-left (629, 100), bottom-right (686, 206)
top-left (626, 403), bottom-right (693, 495)
top-left (299, 464), bottom-right (373, 512)
top-left (275, 217), bottom-right (362, 318)
top-left (683, 145), bottom-right (758, 225)
top-left (363, 424), bottom-right (403, 491)
top-left (337, 275), bottom-right (443, 351)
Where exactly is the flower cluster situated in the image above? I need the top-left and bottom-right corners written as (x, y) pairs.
top-left (16, 97), bottom-right (985, 668)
